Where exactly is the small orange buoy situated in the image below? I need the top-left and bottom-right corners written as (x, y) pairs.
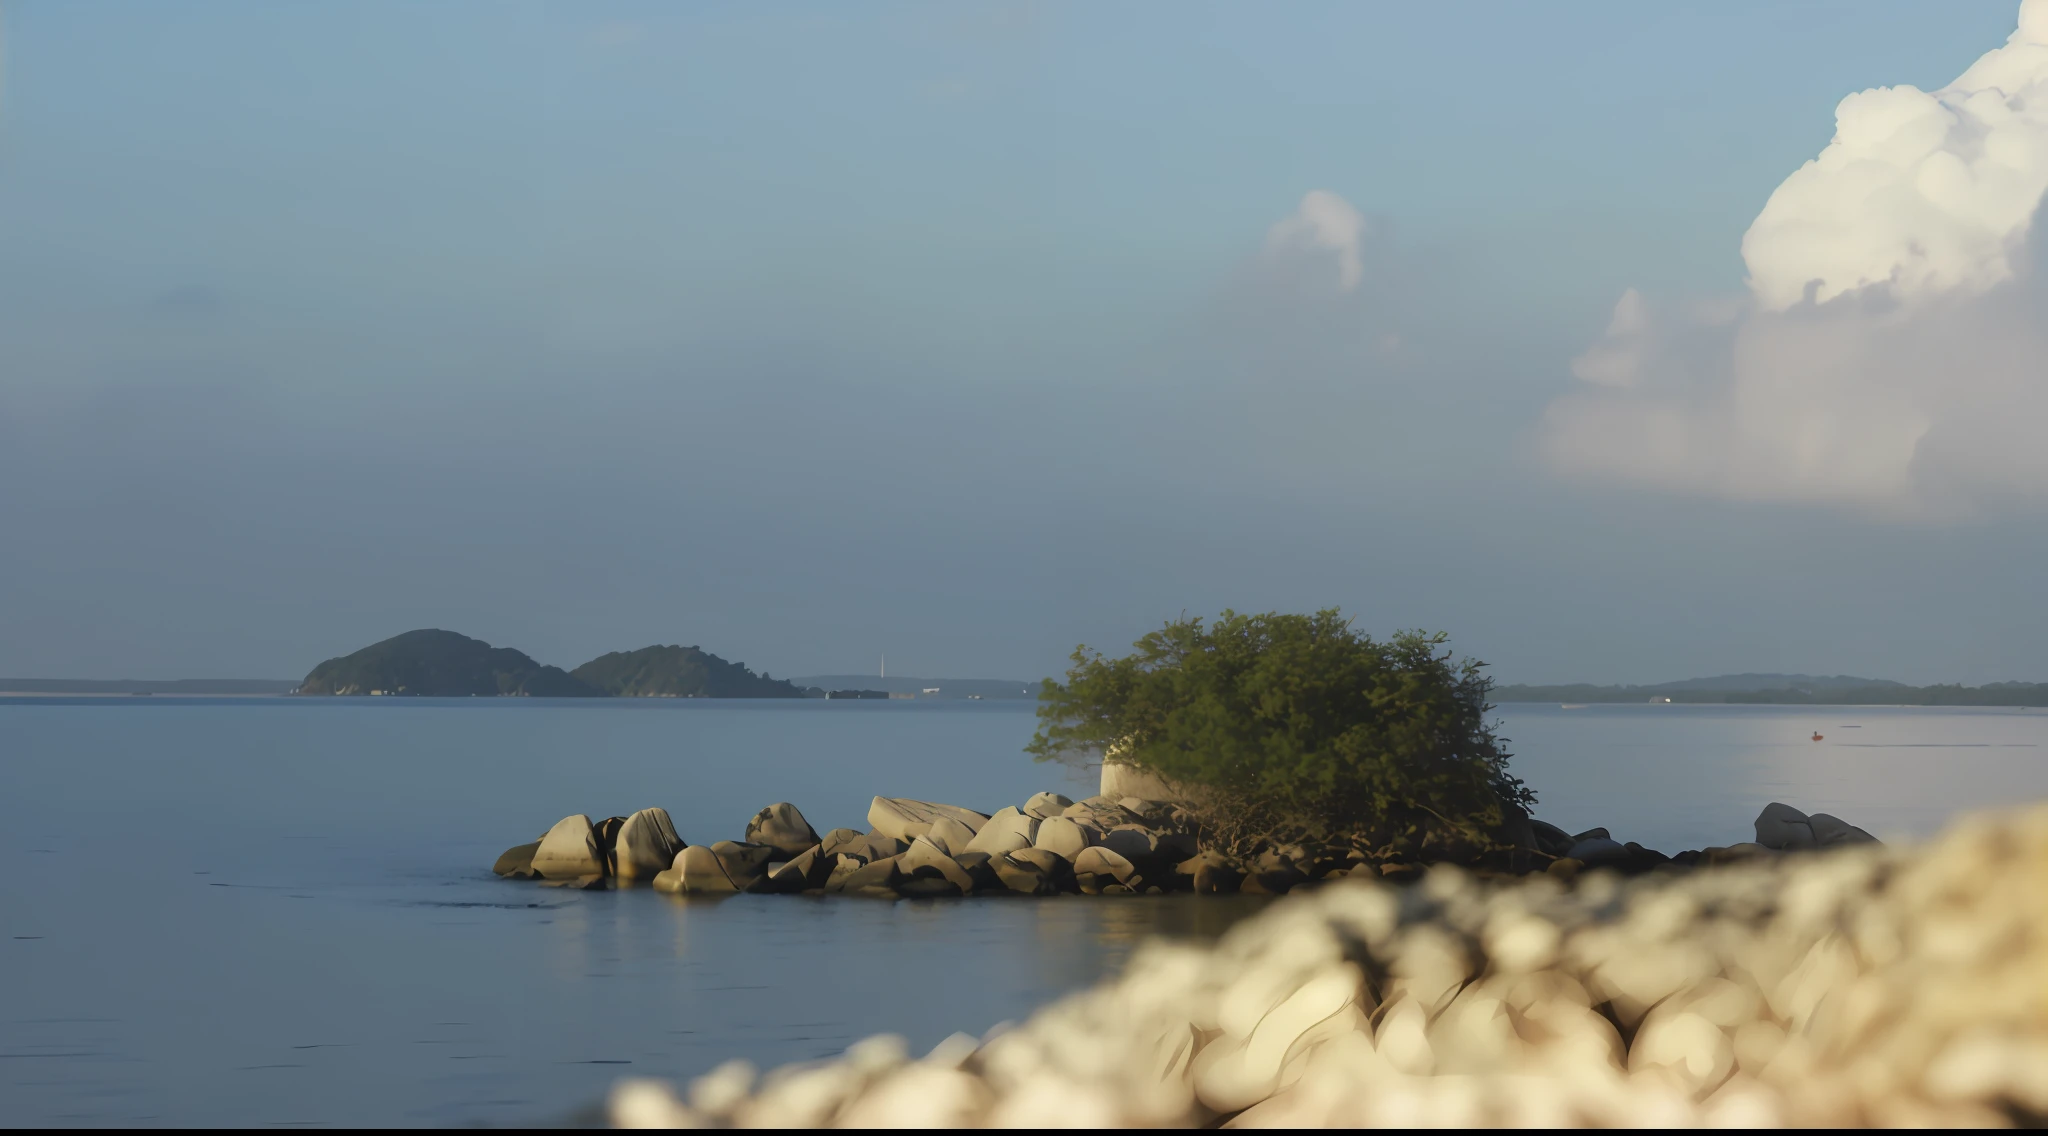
top-left (1811, 732), bottom-right (1824, 742)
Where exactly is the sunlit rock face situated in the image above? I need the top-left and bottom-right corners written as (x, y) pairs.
top-left (611, 802), bottom-right (2048, 1128)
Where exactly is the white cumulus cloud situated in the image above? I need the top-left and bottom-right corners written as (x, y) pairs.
top-left (1541, 0), bottom-right (2048, 513)
top-left (1265, 190), bottom-right (1367, 290)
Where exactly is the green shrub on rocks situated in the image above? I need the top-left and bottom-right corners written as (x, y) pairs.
top-left (1027, 610), bottom-right (1533, 856)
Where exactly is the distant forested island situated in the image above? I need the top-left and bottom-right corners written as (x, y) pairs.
top-left (298, 630), bottom-right (818, 698)
top-left (1494, 672), bottom-right (2048, 706)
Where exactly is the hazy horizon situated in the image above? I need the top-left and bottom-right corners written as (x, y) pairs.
top-left (8, 1), bottom-right (2048, 687)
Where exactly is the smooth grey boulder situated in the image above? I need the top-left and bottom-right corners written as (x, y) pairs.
top-left (1809, 813), bottom-right (1879, 846)
top-left (1755, 802), bottom-right (1817, 850)
top-left (654, 845), bottom-right (737, 895)
top-left (1022, 792), bottom-right (1073, 820)
top-left (762, 846), bottom-right (834, 893)
top-left (997, 848), bottom-right (1073, 894)
top-left (838, 854), bottom-right (903, 894)
top-left (848, 832), bottom-right (908, 862)
top-left (745, 803), bottom-right (821, 859)
top-left (964, 807), bottom-right (1037, 855)
top-left (866, 797), bottom-right (991, 843)
top-left (1033, 815), bottom-right (1096, 860)
top-left (1565, 837), bottom-right (1629, 866)
top-left (819, 828), bottom-right (866, 857)
top-left (925, 816), bottom-right (979, 857)
top-left (494, 841), bottom-right (540, 878)
top-left (711, 841), bottom-right (777, 891)
top-left (899, 836), bottom-right (974, 894)
top-left (1571, 827), bottom-right (1611, 843)
top-left (613, 808), bottom-right (684, 880)
top-left (532, 814), bottom-right (606, 879)
top-left (1073, 845), bottom-right (1137, 885)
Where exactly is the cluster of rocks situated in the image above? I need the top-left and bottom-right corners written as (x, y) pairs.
top-left (608, 800), bottom-right (2047, 1128)
top-left (494, 787), bottom-right (1879, 899)
top-left (492, 793), bottom-right (1218, 898)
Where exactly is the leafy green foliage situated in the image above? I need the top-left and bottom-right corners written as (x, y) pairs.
top-left (570, 645), bottom-right (815, 698)
top-left (1028, 610), bottom-right (1532, 848)
top-left (299, 629), bottom-right (601, 697)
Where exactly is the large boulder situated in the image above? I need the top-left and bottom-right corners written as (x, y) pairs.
top-left (964, 807), bottom-right (1037, 855)
top-left (1755, 802), bottom-right (1817, 850)
top-left (1810, 813), bottom-right (1879, 846)
top-left (531, 814), bottom-right (606, 879)
top-left (1021, 792), bottom-right (1073, 820)
top-left (925, 817), bottom-right (979, 857)
top-left (866, 798), bottom-right (991, 843)
top-left (837, 855), bottom-right (903, 896)
top-left (819, 828), bottom-right (865, 857)
top-left (711, 841), bottom-right (777, 891)
top-left (760, 846), bottom-right (834, 893)
top-left (997, 848), bottom-right (1074, 894)
top-left (653, 845), bottom-right (737, 895)
top-left (613, 808), bottom-right (684, 880)
top-left (1033, 816), bottom-right (1096, 860)
top-left (1073, 846), bottom-right (1138, 888)
top-left (493, 841), bottom-right (540, 878)
top-left (745, 803), bottom-right (820, 859)
top-left (899, 837), bottom-right (974, 895)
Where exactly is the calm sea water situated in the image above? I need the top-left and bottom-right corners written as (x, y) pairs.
top-left (2, 698), bottom-right (2044, 1126)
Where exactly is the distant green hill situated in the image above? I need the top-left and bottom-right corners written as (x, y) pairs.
top-left (299, 629), bottom-right (600, 697)
top-left (570, 645), bottom-right (815, 698)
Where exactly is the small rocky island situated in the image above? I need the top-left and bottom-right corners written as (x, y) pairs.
top-left (491, 774), bottom-right (1878, 898)
top-left (298, 629), bottom-right (814, 698)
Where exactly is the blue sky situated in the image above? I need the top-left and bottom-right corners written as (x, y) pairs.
top-left (3, 0), bottom-right (2044, 685)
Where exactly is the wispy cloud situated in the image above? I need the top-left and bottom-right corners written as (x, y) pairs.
top-left (1264, 190), bottom-right (1367, 292)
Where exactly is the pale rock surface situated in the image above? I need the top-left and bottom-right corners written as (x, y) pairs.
top-left (493, 841), bottom-right (539, 878)
top-left (819, 828), bottom-right (865, 857)
top-left (963, 807), bottom-right (1036, 856)
top-left (900, 836), bottom-right (975, 893)
top-left (1033, 816), bottom-right (1095, 860)
top-left (654, 845), bottom-right (737, 895)
top-left (925, 816), bottom-right (979, 857)
top-left (531, 814), bottom-right (606, 879)
top-left (867, 797), bottom-right (990, 843)
top-left (1021, 792), bottom-right (1073, 820)
top-left (1754, 801), bottom-right (1817, 850)
top-left (616, 802), bottom-right (2048, 1128)
top-left (1072, 846), bottom-right (1137, 884)
top-left (745, 803), bottom-right (821, 859)
top-left (613, 808), bottom-right (684, 880)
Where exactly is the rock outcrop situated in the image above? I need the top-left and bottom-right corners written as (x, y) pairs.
top-left (866, 798), bottom-right (991, 844)
top-left (745, 803), bottom-right (820, 859)
top-left (613, 808), bottom-right (684, 880)
top-left (530, 814), bottom-right (605, 879)
top-left (611, 801), bottom-right (2046, 1129)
